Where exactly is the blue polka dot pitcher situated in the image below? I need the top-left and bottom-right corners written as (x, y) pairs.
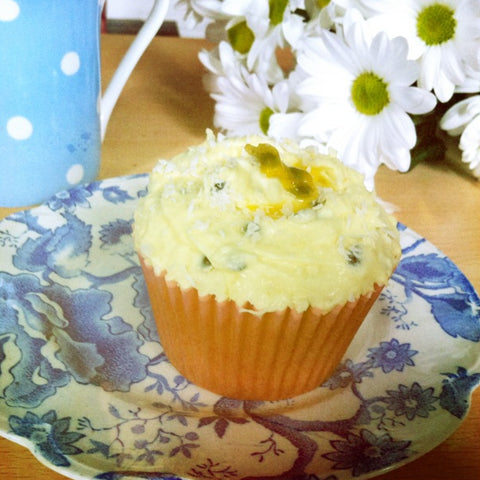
top-left (0, 0), bottom-right (170, 207)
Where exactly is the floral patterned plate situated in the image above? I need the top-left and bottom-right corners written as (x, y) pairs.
top-left (1, 174), bottom-right (480, 480)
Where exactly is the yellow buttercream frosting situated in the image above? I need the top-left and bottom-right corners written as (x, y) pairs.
top-left (134, 132), bottom-right (401, 313)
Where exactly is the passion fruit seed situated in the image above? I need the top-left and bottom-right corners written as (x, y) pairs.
top-left (346, 245), bottom-right (363, 266)
top-left (201, 256), bottom-right (213, 269)
top-left (213, 181), bottom-right (225, 191)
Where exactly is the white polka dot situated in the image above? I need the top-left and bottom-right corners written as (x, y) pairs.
top-left (66, 164), bottom-right (84, 185)
top-left (0, 0), bottom-right (20, 22)
top-left (7, 116), bottom-right (33, 140)
top-left (61, 52), bottom-right (80, 76)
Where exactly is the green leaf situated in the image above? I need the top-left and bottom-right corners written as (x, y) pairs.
top-left (410, 138), bottom-right (446, 169)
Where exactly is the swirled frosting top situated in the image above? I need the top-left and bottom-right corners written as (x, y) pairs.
top-left (134, 132), bottom-right (401, 313)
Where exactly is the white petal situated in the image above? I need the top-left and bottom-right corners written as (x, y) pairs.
top-left (218, 41), bottom-right (240, 74)
top-left (456, 75), bottom-right (480, 93)
top-left (459, 115), bottom-right (480, 169)
top-left (342, 8), bottom-right (366, 40)
top-left (297, 69), bottom-right (351, 103)
top-left (221, 0), bottom-right (267, 17)
top-left (388, 35), bottom-right (410, 62)
top-left (440, 96), bottom-right (480, 132)
top-left (321, 29), bottom-right (362, 73)
top-left (282, 13), bottom-right (306, 47)
top-left (271, 81), bottom-right (290, 113)
top-left (330, 116), bottom-right (369, 167)
top-left (370, 32), bottom-right (395, 71)
top-left (361, 117), bottom-right (382, 160)
top-left (381, 106), bottom-right (416, 150)
top-left (391, 86), bottom-right (436, 114)
top-left (365, 12), bottom-right (424, 59)
top-left (199, 48), bottom-right (222, 76)
top-left (296, 40), bottom-right (328, 77)
top-left (434, 70), bottom-right (456, 103)
top-left (363, 12), bottom-right (408, 39)
top-left (268, 112), bottom-right (304, 140)
top-left (373, 38), bottom-right (417, 85)
top-left (381, 146), bottom-right (412, 172)
top-left (441, 42), bottom-right (466, 86)
top-left (344, 13), bottom-right (371, 61)
top-left (385, 58), bottom-right (419, 86)
top-left (419, 47), bottom-right (441, 92)
top-left (298, 103), bottom-right (346, 137)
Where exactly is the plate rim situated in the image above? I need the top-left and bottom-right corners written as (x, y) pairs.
top-left (1, 173), bottom-right (479, 480)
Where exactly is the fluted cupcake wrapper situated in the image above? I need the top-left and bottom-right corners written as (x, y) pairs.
top-left (140, 257), bottom-right (383, 401)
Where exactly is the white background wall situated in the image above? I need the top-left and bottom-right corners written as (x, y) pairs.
top-left (105, 0), bottom-right (207, 37)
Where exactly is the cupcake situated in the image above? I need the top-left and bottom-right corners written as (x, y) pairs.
top-left (133, 132), bottom-right (401, 401)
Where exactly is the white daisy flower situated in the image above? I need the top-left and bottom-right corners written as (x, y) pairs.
top-left (171, 0), bottom-right (228, 36)
top-left (243, 1), bottom-right (305, 82)
top-left (296, 12), bottom-right (437, 189)
top-left (197, 1), bottom-right (302, 82)
top-left (200, 42), bottom-right (292, 136)
top-left (440, 95), bottom-right (480, 177)
top-left (362, 0), bottom-right (480, 102)
top-left (177, 0), bottom-right (269, 43)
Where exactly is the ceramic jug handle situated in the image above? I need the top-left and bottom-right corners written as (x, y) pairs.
top-left (100, 0), bottom-right (170, 140)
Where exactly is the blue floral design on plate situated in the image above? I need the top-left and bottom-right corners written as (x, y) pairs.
top-left (0, 174), bottom-right (479, 480)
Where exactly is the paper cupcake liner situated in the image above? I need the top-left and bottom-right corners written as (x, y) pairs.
top-left (140, 257), bottom-right (383, 401)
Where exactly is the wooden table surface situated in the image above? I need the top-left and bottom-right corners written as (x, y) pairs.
top-left (1, 34), bottom-right (479, 480)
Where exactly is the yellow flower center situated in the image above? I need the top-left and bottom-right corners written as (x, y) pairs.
top-left (228, 21), bottom-right (255, 54)
top-left (416, 3), bottom-right (457, 46)
top-left (269, 0), bottom-right (290, 26)
top-left (351, 72), bottom-right (390, 116)
top-left (259, 107), bottom-right (274, 135)
top-left (317, 0), bottom-right (331, 8)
